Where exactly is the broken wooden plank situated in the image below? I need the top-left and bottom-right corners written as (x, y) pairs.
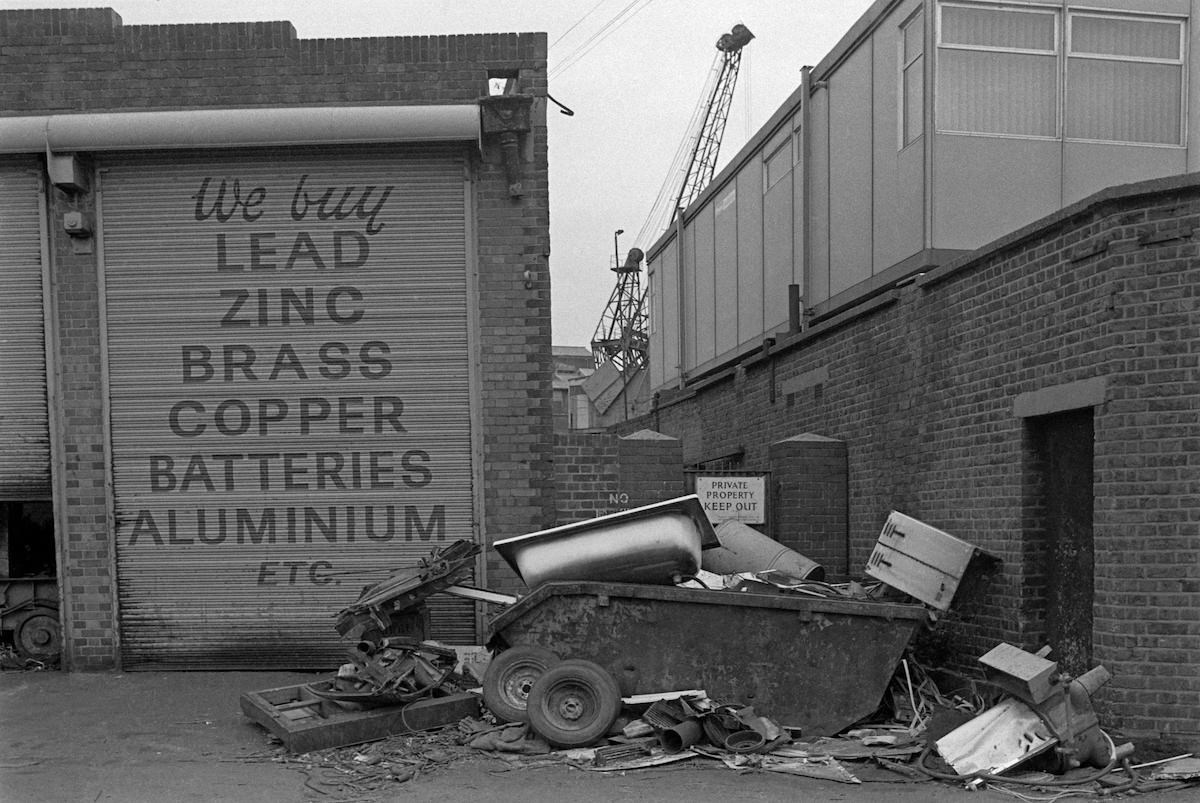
top-left (240, 685), bottom-right (480, 754)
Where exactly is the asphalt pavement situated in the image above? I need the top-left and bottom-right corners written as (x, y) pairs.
top-left (1, 669), bottom-right (1195, 803)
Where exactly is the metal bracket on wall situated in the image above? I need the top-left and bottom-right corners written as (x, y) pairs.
top-left (479, 95), bottom-right (533, 198)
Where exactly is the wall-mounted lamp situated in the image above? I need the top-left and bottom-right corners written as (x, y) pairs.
top-left (523, 267), bottom-right (536, 290)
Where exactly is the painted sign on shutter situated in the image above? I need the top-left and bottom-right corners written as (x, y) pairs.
top-left (101, 149), bottom-right (475, 666)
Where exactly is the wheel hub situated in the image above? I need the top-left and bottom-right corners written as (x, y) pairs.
top-left (16, 611), bottom-right (61, 661)
top-left (555, 692), bottom-right (586, 721)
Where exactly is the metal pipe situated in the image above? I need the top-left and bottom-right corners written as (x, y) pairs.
top-left (0, 105), bottom-right (480, 154)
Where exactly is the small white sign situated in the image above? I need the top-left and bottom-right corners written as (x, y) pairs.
top-left (695, 475), bottom-right (765, 524)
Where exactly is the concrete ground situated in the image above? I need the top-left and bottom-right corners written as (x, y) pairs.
top-left (1, 670), bottom-right (1195, 803)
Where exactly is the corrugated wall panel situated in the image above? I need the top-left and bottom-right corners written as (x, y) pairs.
top-left (0, 166), bottom-right (50, 499)
top-left (100, 147), bottom-right (477, 668)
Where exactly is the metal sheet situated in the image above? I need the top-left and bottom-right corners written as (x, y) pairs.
top-left (488, 581), bottom-right (928, 736)
top-left (0, 165), bottom-right (50, 499)
top-left (100, 147), bottom-right (477, 668)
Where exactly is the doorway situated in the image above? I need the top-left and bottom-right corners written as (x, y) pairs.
top-left (1029, 408), bottom-right (1094, 676)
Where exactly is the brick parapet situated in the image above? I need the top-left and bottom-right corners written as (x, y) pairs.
top-left (637, 178), bottom-right (1200, 740)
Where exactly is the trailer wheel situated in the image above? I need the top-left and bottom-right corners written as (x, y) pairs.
top-left (527, 658), bottom-right (622, 748)
top-left (482, 645), bottom-right (560, 723)
top-left (12, 607), bottom-right (61, 662)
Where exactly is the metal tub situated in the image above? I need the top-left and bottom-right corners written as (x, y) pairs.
top-left (487, 581), bottom-right (929, 737)
top-left (493, 496), bottom-right (719, 587)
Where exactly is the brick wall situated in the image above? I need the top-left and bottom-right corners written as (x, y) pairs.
top-left (769, 434), bottom-right (849, 580)
top-left (484, 429), bottom-right (685, 597)
top-left (0, 8), bottom-right (550, 668)
top-left (637, 174), bottom-right (1200, 741)
top-left (552, 429), bottom-right (685, 523)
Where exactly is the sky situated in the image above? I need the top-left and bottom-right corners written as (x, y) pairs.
top-left (2, 0), bottom-right (877, 347)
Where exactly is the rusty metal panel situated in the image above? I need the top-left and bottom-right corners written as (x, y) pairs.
top-left (99, 147), bottom-right (477, 668)
top-left (0, 164), bottom-right (50, 499)
top-left (488, 582), bottom-right (927, 737)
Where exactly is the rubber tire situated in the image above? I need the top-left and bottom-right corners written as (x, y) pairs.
top-left (482, 645), bottom-right (560, 723)
top-left (11, 607), bottom-right (62, 662)
top-left (526, 658), bottom-right (622, 748)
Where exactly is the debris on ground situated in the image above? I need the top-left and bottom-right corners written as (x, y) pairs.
top-left (237, 502), bottom-right (1198, 798)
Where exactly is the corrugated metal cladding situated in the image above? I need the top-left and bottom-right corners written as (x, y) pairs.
top-left (100, 147), bottom-right (479, 669)
top-left (0, 166), bottom-right (50, 499)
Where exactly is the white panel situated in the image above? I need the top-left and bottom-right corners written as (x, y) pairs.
top-left (714, 186), bottom-right (739, 357)
top-left (876, 1), bottom-right (927, 271)
top-left (737, 164), bottom-right (765, 346)
top-left (1063, 141), bottom-right (1186, 205)
top-left (0, 165), bottom-right (50, 499)
top-left (933, 134), bottom-right (1061, 250)
top-left (100, 147), bottom-right (475, 667)
top-left (809, 90), bottom-right (831, 305)
top-left (829, 43), bottom-right (875, 296)
top-left (692, 205), bottom-right (716, 366)
top-left (654, 239), bottom-right (681, 389)
top-left (763, 173), bottom-right (793, 331)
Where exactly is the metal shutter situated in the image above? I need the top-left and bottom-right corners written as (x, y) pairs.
top-left (0, 165), bottom-right (50, 499)
top-left (100, 147), bottom-right (478, 668)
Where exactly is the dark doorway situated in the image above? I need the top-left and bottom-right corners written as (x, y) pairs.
top-left (1029, 408), bottom-right (1094, 676)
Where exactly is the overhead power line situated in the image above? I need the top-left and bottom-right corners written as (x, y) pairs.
top-left (549, 0), bottom-right (658, 80)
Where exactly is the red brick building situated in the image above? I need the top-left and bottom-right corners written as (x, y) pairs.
top-left (0, 8), bottom-right (552, 669)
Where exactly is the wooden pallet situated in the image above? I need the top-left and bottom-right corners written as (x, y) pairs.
top-left (240, 683), bottom-right (480, 753)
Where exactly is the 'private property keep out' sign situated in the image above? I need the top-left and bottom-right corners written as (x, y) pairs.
top-left (695, 475), bottom-right (765, 525)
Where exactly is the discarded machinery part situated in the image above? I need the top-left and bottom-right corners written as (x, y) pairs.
top-left (493, 495), bottom-right (719, 588)
top-left (725, 729), bottom-right (767, 754)
top-left (661, 718), bottom-right (704, 753)
top-left (703, 519), bottom-right (825, 581)
top-left (702, 706), bottom-right (741, 747)
top-left (593, 741), bottom-right (653, 767)
top-left (642, 697), bottom-right (689, 730)
top-left (482, 645), bottom-right (561, 724)
top-left (527, 658), bottom-right (623, 748)
top-left (335, 540), bottom-right (480, 640)
top-left (865, 511), bottom-right (996, 611)
top-left (11, 607), bottom-right (62, 661)
top-left (443, 584), bottom-right (518, 606)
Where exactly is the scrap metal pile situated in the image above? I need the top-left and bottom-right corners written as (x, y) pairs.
top-left (239, 497), bottom-right (1199, 797)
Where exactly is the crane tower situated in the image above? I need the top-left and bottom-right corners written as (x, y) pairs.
top-left (591, 24), bottom-right (753, 373)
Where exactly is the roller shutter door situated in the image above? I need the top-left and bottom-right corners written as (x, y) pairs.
top-left (100, 147), bottom-right (478, 668)
top-left (0, 166), bottom-right (50, 500)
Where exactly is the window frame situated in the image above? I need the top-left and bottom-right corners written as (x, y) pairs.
top-left (899, 7), bottom-right (926, 150)
top-left (1064, 10), bottom-right (1186, 147)
top-left (935, 0), bottom-right (1063, 141)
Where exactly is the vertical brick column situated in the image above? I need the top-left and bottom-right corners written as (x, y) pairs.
top-left (45, 173), bottom-right (118, 670)
top-left (769, 433), bottom-right (848, 580)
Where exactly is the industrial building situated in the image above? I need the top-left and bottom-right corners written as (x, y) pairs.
top-left (0, 8), bottom-right (554, 669)
top-left (635, 0), bottom-right (1200, 741)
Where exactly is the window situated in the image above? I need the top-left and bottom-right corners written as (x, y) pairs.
top-left (764, 143), bottom-right (790, 189)
top-left (936, 2), bottom-right (1186, 146)
top-left (1066, 13), bottom-right (1184, 145)
top-left (571, 391), bottom-right (591, 429)
top-left (900, 9), bottom-right (925, 147)
top-left (937, 3), bottom-right (1059, 137)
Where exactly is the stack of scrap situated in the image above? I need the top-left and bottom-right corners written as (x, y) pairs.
top-left (335, 539), bottom-right (480, 646)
